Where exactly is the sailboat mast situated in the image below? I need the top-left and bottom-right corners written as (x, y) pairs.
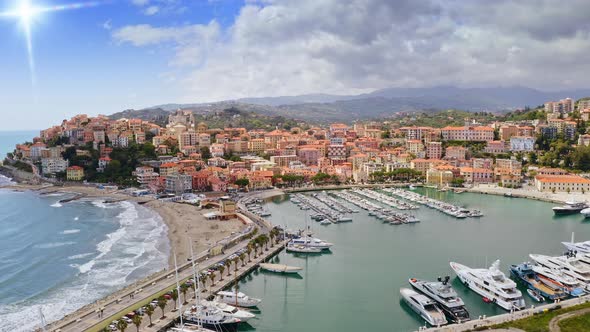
top-left (174, 252), bottom-right (184, 327)
top-left (188, 237), bottom-right (203, 328)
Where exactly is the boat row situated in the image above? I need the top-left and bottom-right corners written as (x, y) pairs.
top-left (351, 188), bottom-right (418, 210)
top-left (243, 201), bottom-right (272, 217)
top-left (290, 193), bottom-right (352, 223)
top-left (383, 188), bottom-right (482, 218)
top-left (330, 190), bottom-right (419, 224)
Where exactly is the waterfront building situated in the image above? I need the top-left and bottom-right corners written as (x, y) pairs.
top-left (459, 167), bottom-right (494, 184)
top-left (41, 158), bottom-right (69, 176)
top-left (410, 158), bottom-right (446, 174)
top-left (159, 163), bottom-right (179, 178)
top-left (165, 173), bottom-right (193, 194)
top-left (66, 166), bottom-right (84, 181)
top-left (535, 174), bottom-right (590, 192)
top-left (133, 166), bottom-right (160, 188)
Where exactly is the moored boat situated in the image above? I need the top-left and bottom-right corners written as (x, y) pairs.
top-left (259, 263), bottom-right (303, 274)
top-left (400, 288), bottom-right (447, 326)
top-left (409, 276), bottom-right (470, 323)
top-left (450, 260), bottom-right (525, 311)
top-left (527, 289), bottom-right (545, 302)
top-left (215, 291), bottom-right (261, 308)
top-left (509, 262), bottom-right (567, 301)
top-left (553, 201), bottom-right (588, 215)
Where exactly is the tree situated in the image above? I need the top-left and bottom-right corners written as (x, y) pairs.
top-left (180, 283), bottom-right (189, 304)
top-left (233, 257), bottom-right (239, 274)
top-left (157, 296), bottom-right (167, 319)
top-left (200, 146), bottom-right (212, 160)
top-left (246, 245), bottom-right (252, 262)
top-left (209, 272), bottom-right (216, 287)
top-left (239, 253), bottom-right (246, 267)
top-left (116, 319), bottom-right (128, 332)
top-left (218, 265), bottom-right (225, 281)
top-left (145, 305), bottom-right (154, 327)
top-left (132, 314), bottom-right (142, 332)
top-left (170, 289), bottom-right (179, 311)
top-left (235, 178), bottom-right (249, 188)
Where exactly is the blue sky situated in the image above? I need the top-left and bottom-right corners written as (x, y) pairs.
top-left (1, 0), bottom-right (590, 131)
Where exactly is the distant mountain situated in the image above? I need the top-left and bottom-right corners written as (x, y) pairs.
top-left (112, 86), bottom-right (590, 124)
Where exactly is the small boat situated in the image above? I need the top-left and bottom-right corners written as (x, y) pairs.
top-left (581, 208), bottom-right (590, 218)
top-left (320, 219), bottom-right (331, 225)
top-left (259, 263), bottom-right (302, 274)
top-left (409, 185), bottom-right (417, 190)
top-left (482, 297), bottom-right (492, 303)
top-left (526, 289), bottom-right (545, 302)
top-left (286, 244), bottom-right (322, 254)
top-left (504, 192), bottom-right (513, 197)
top-left (216, 291), bottom-right (261, 308)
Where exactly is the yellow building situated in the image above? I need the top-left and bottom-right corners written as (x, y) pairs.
top-left (66, 166), bottom-right (84, 181)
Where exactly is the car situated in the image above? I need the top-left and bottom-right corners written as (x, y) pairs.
top-left (108, 324), bottom-right (117, 331)
top-left (122, 316), bottom-right (133, 324)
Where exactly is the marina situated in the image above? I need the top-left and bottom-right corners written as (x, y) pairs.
top-left (383, 188), bottom-right (483, 218)
top-left (233, 188), bottom-right (590, 332)
top-left (329, 189), bottom-right (419, 224)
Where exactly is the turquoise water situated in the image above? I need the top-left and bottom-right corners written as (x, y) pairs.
top-left (236, 189), bottom-right (590, 332)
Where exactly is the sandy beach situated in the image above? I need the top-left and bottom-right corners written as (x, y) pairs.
top-left (2, 183), bottom-right (246, 268)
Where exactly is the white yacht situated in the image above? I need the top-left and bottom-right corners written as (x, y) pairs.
top-left (289, 237), bottom-right (333, 250)
top-left (216, 291), bottom-right (261, 308)
top-left (581, 208), bottom-right (590, 218)
top-left (205, 301), bottom-right (255, 323)
top-left (530, 254), bottom-right (590, 287)
top-left (400, 288), bottom-right (447, 326)
top-left (531, 265), bottom-right (586, 297)
top-left (259, 263), bottom-right (302, 274)
top-left (286, 243), bottom-right (323, 254)
top-left (450, 260), bottom-right (525, 311)
top-left (409, 277), bottom-right (470, 323)
top-left (168, 323), bottom-right (216, 332)
top-left (563, 240), bottom-right (590, 254)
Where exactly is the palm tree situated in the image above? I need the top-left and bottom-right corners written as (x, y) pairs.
top-left (100, 327), bottom-right (110, 332)
top-left (228, 260), bottom-right (234, 276)
top-left (218, 266), bottom-right (225, 281)
top-left (239, 253), bottom-right (246, 267)
top-left (199, 275), bottom-right (207, 292)
top-left (157, 296), bottom-right (167, 319)
top-left (233, 257), bottom-right (239, 273)
top-left (145, 305), bottom-right (154, 327)
top-left (180, 283), bottom-right (189, 304)
top-left (132, 314), bottom-right (142, 332)
top-left (209, 272), bottom-right (216, 287)
top-left (246, 245), bottom-right (252, 262)
top-left (116, 319), bottom-right (128, 332)
top-left (269, 231), bottom-right (275, 247)
top-left (171, 289), bottom-right (179, 311)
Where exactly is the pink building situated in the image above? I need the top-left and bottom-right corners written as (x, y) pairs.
top-left (426, 142), bottom-right (442, 159)
top-left (298, 147), bottom-right (320, 166)
top-left (460, 167), bottom-right (494, 183)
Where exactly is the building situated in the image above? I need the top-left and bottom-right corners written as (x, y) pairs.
top-left (159, 163), bottom-right (179, 178)
top-left (426, 142), bottom-right (442, 160)
top-left (165, 173), bottom-right (193, 195)
top-left (459, 167), bottom-right (494, 184)
top-left (41, 158), bottom-right (69, 175)
top-left (544, 98), bottom-right (574, 115)
top-left (66, 166), bottom-right (84, 181)
top-left (400, 126), bottom-right (432, 140)
top-left (133, 166), bottom-right (160, 188)
top-left (445, 146), bottom-right (467, 160)
top-left (426, 168), bottom-right (454, 186)
top-left (440, 126), bottom-right (494, 141)
top-left (270, 155), bottom-right (298, 168)
top-left (510, 136), bottom-right (535, 152)
top-left (484, 141), bottom-right (506, 154)
top-left (578, 134), bottom-right (590, 147)
top-left (535, 174), bottom-right (590, 192)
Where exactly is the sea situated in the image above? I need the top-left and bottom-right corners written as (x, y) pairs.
top-left (0, 131), bottom-right (171, 332)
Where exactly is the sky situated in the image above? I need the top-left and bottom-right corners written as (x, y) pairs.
top-left (1, 0), bottom-right (590, 130)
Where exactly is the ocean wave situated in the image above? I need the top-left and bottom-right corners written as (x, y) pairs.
top-left (67, 252), bottom-right (95, 260)
top-left (60, 229), bottom-right (81, 235)
top-left (0, 200), bottom-right (170, 332)
top-left (50, 202), bottom-right (62, 208)
top-left (0, 174), bottom-right (15, 186)
top-left (33, 242), bottom-right (76, 249)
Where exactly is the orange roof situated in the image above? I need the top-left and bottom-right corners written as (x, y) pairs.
top-left (160, 163), bottom-right (178, 168)
top-left (67, 166), bottom-right (83, 170)
top-left (535, 175), bottom-right (590, 184)
top-left (460, 167), bottom-right (493, 173)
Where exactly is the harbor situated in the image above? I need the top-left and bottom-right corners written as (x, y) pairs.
top-left (232, 188), bottom-right (590, 332)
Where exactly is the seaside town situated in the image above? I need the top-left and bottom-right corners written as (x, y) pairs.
top-left (5, 97), bottom-right (590, 197)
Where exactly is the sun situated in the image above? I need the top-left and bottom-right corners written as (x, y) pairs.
top-left (17, 0), bottom-right (39, 24)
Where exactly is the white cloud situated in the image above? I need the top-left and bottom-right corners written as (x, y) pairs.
top-left (143, 5), bottom-right (159, 15)
top-left (113, 0), bottom-right (590, 102)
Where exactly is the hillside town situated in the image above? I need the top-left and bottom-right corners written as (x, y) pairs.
top-left (6, 97), bottom-right (590, 196)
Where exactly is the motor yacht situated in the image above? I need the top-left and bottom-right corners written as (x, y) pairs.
top-left (450, 260), bottom-right (525, 311)
top-left (509, 262), bottom-right (567, 301)
top-left (530, 254), bottom-right (590, 287)
top-left (409, 276), bottom-right (470, 323)
top-left (289, 237), bottom-right (333, 250)
top-left (183, 304), bottom-right (241, 332)
top-left (531, 265), bottom-right (586, 297)
top-left (553, 201), bottom-right (588, 215)
top-left (205, 301), bottom-right (255, 323)
top-left (400, 288), bottom-right (447, 326)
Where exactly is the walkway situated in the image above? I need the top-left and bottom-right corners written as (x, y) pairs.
top-left (548, 307), bottom-right (590, 332)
